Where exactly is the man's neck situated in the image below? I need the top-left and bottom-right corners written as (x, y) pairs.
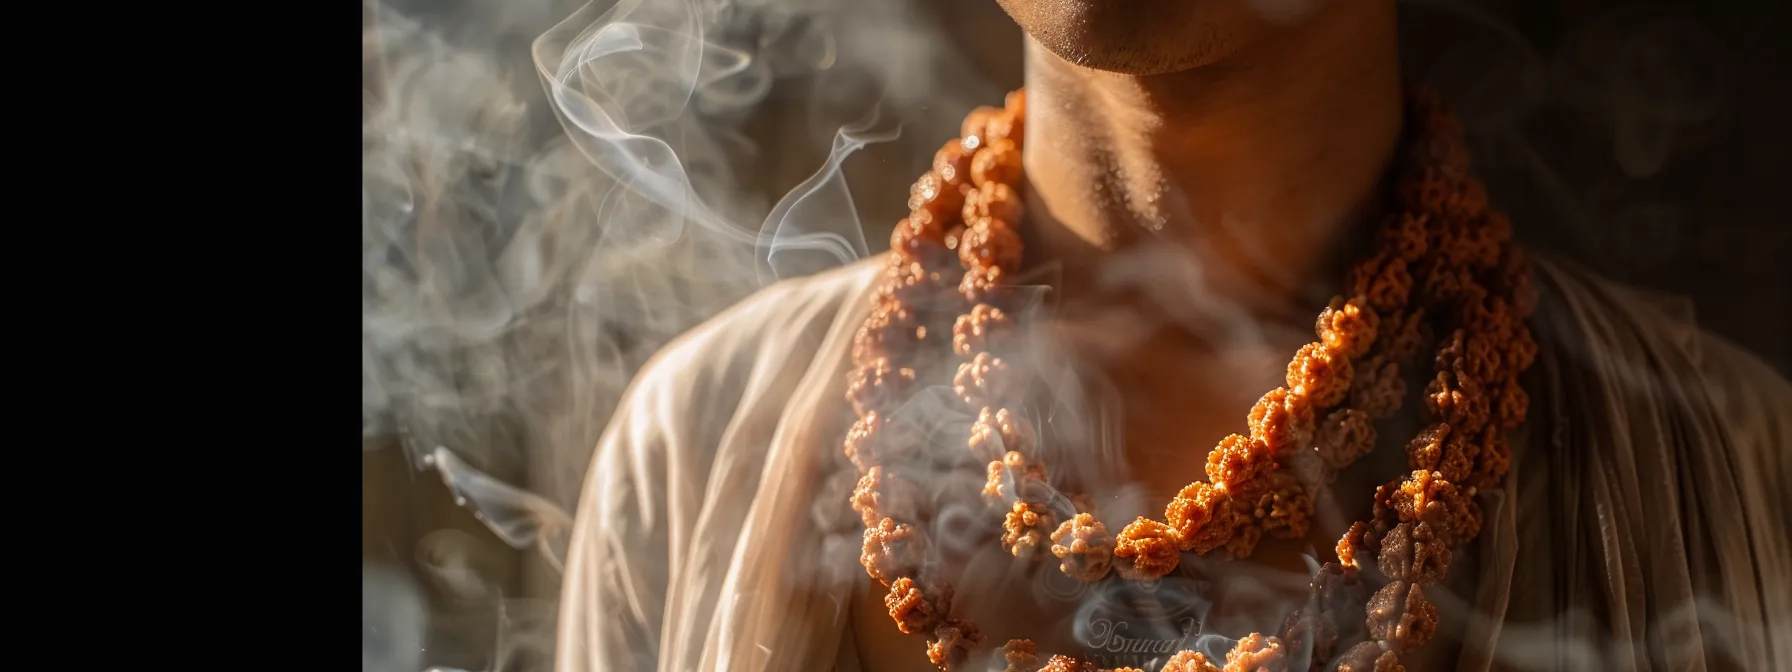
top-left (1019, 4), bottom-right (1404, 335)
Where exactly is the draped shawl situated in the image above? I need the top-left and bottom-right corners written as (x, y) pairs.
top-left (554, 254), bottom-right (1792, 672)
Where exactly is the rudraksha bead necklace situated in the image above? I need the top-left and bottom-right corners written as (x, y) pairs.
top-left (844, 87), bottom-right (1535, 672)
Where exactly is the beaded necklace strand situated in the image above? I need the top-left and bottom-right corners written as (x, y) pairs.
top-left (843, 88), bottom-right (1536, 672)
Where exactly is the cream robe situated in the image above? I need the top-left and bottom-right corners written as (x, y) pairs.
top-left (555, 254), bottom-right (1792, 672)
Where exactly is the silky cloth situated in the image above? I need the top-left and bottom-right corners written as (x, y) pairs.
top-left (554, 254), bottom-right (1792, 671)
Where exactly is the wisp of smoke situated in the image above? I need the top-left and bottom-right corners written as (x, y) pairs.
top-left (364, 0), bottom-right (999, 669)
top-left (366, 1), bottom-right (1776, 670)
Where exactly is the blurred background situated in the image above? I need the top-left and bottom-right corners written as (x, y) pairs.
top-left (361, 0), bottom-right (1790, 670)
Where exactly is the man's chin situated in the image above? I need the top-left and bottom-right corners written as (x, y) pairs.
top-left (1028, 30), bottom-right (1227, 77)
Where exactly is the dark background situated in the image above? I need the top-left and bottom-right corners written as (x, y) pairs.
top-left (363, 1), bottom-right (1790, 670)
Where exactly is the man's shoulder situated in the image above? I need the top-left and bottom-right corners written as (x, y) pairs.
top-left (628, 255), bottom-right (885, 400)
top-left (1534, 258), bottom-right (1780, 374)
top-left (1533, 256), bottom-right (1792, 429)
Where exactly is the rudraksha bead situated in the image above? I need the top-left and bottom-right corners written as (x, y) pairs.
top-left (1250, 387), bottom-right (1318, 454)
top-left (1166, 480), bottom-right (1232, 553)
top-left (1114, 517), bottom-right (1183, 580)
top-left (1050, 513), bottom-right (1115, 582)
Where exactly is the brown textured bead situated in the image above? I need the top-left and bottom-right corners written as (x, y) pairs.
top-left (1458, 213), bottom-right (1504, 270)
top-left (1338, 521), bottom-right (1373, 570)
top-left (1161, 650), bottom-right (1221, 672)
top-left (1000, 639), bottom-right (1039, 672)
top-left (1038, 655), bottom-right (1095, 672)
top-left (1469, 427), bottom-right (1511, 491)
top-left (1287, 343), bottom-right (1355, 408)
top-left (853, 466), bottom-right (924, 527)
top-left (891, 215), bottom-right (951, 263)
top-left (1316, 295), bottom-right (1382, 358)
top-left (1280, 446), bottom-right (1327, 495)
top-left (857, 294), bottom-right (917, 337)
top-left (1435, 329), bottom-right (1503, 383)
top-left (964, 180), bottom-right (1025, 227)
top-left (861, 518), bottom-right (927, 585)
top-left (1335, 642), bottom-right (1403, 672)
top-left (1381, 212), bottom-right (1431, 263)
top-left (961, 106), bottom-right (1001, 149)
top-left (882, 258), bottom-right (961, 309)
top-left (1497, 244), bottom-right (1538, 319)
top-left (1447, 179), bottom-right (1491, 226)
top-left (1453, 175), bottom-right (1493, 220)
top-left (1349, 355), bottom-right (1406, 420)
top-left (1390, 471), bottom-right (1478, 547)
top-left (903, 207), bottom-right (949, 248)
top-left (985, 450), bottom-right (1050, 505)
top-left (1309, 561), bottom-right (1368, 621)
top-left (956, 352), bottom-right (1019, 408)
top-left (983, 108), bottom-right (1024, 150)
top-left (954, 303), bottom-right (1014, 357)
top-left (971, 138), bottom-right (1023, 188)
top-left (1418, 124), bottom-right (1471, 182)
top-left (1223, 633), bottom-right (1287, 672)
top-left (885, 576), bottom-right (939, 635)
top-left (1370, 480), bottom-right (1401, 537)
top-left (844, 411), bottom-right (920, 473)
top-left (959, 216), bottom-right (1024, 272)
top-left (1439, 430), bottom-right (1479, 483)
top-left (969, 407), bottom-right (1035, 461)
top-left (1504, 329), bottom-right (1537, 381)
top-left (1282, 609), bottom-right (1340, 669)
top-left (1255, 471), bottom-right (1314, 540)
top-left (1397, 166), bottom-right (1456, 217)
top-left (1349, 251), bottom-right (1414, 315)
top-left (1194, 504), bottom-right (1239, 556)
top-left (1474, 206), bottom-right (1511, 247)
top-left (1403, 423), bottom-right (1477, 483)
top-left (1315, 408), bottom-right (1377, 473)
top-left (959, 264), bottom-right (1008, 303)
top-left (1376, 521), bottom-right (1452, 585)
top-left (933, 139), bottom-right (974, 188)
top-left (910, 171), bottom-right (967, 223)
top-left (1461, 496), bottom-right (1484, 547)
top-left (1050, 513), bottom-right (1115, 581)
top-left (1365, 581), bottom-right (1439, 651)
top-left (1005, 89), bottom-right (1027, 116)
top-left (1224, 502), bottom-right (1266, 559)
top-left (1413, 254), bottom-right (1483, 309)
top-left (1378, 309), bottom-right (1429, 364)
top-left (1423, 370), bottom-right (1491, 433)
top-left (1457, 297), bottom-right (1518, 346)
top-left (927, 619), bottom-right (985, 670)
top-left (1114, 517), bottom-right (1183, 580)
top-left (944, 223), bottom-right (966, 252)
top-left (853, 299), bottom-right (922, 364)
top-left (1249, 387), bottom-right (1317, 455)
top-left (846, 358), bottom-right (917, 417)
top-left (1003, 500), bottom-right (1057, 559)
top-left (1165, 481), bottom-right (1231, 553)
top-left (1206, 434), bottom-right (1276, 492)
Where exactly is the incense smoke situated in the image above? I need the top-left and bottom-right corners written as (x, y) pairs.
top-left (364, 0), bottom-right (1006, 669)
top-left (364, 1), bottom-right (1775, 670)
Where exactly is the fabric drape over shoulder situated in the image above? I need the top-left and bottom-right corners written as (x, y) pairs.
top-left (1482, 260), bottom-right (1792, 672)
top-left (554, 254), bottom-right (1792, 672)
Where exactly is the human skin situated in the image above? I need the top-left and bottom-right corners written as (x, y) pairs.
top-left (849, 1), bottom-right (1445, 669)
